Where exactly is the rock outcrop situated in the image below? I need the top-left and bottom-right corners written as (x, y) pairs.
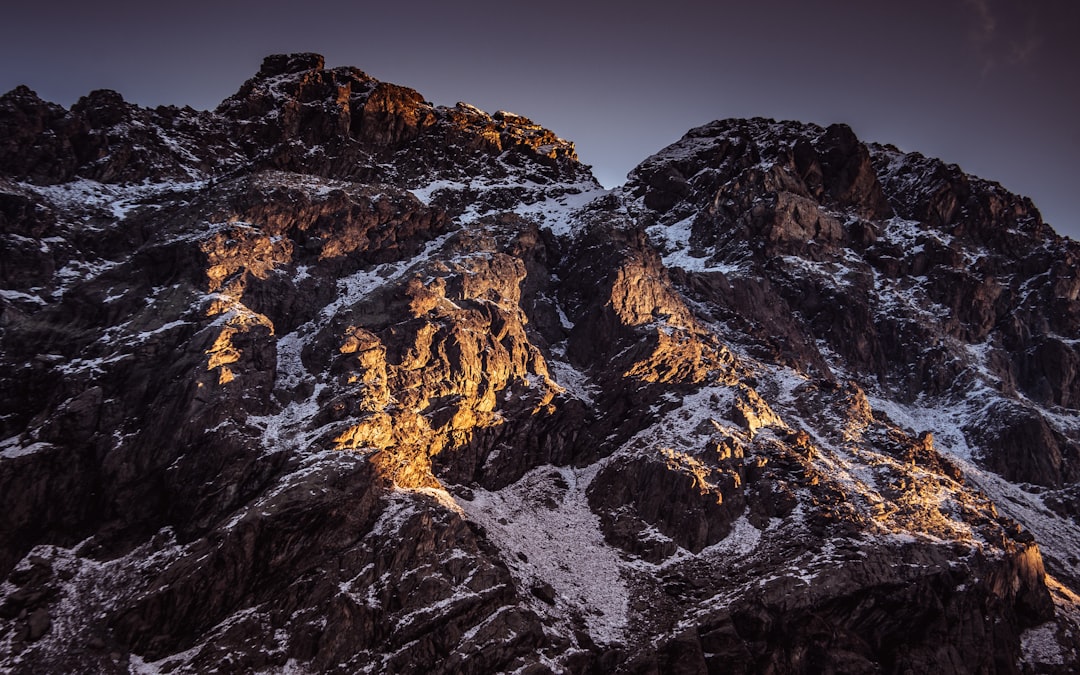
top-left (1, 55), bottom-right (1078, 673)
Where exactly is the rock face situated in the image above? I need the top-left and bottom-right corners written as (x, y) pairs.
top-left (1, 55), bottom-right (1079, 673)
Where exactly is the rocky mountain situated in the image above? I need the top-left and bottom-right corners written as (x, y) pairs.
top-left (1, 53), bottom-right (1079, 673)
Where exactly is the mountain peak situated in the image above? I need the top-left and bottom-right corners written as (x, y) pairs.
top-left (256, 52), bottom-right (326, 78)
top-left (1, 84), bottom-right (43, 102)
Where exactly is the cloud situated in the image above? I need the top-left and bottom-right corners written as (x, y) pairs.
top-left (960, 0), bottom-right (1044, 74)
top-left (965, 0), bottom-right (997, 46)
top-left (1009, 32), bottom-right (1044, 65)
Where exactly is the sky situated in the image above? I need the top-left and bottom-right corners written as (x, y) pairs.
top-left (2, 0), bottom-right (1078, 238)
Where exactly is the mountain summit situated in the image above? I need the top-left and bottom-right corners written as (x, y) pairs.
top-left (1, 53), bottom-right (1078, 673)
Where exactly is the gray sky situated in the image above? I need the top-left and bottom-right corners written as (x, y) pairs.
top-left (2, 0), bottom-right (1078, 238)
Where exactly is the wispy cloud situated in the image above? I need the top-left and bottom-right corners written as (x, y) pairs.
top-left (1009, 32), bottom-right (1044, 65)
top-left (965, 0), bottom-right (997, 45)
top-left (960, 0), bottom-right (1044, 75)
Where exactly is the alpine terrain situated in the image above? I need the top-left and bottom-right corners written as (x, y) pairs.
top-left (1, 53), bottom-right (1079, 674)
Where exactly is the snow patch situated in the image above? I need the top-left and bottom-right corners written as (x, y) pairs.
top-left (0, 289), bottom-right (46, 305)
top-left (0, 438), bottom-right (51, 460)
top-left (24, 178), bottom-right (206, 219)
top-left (547, 360), bottom-right (596, 405)
top-left (1020, 622), bottom-right (1066, 666)
top-left (513, 184), bottom-right (608, 237)
top-left (457, 464), bottom-right (629, 644)
top-left (701, 515), bottom-right (761, 557)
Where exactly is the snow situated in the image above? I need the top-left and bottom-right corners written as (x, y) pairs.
top-left (759, 358), bottom-right (1006, 544)
top-left (408, 179), bottom-right (461, 205)
top-left (128, 654), bottom-right (164, 674)
top-left (23, 178), bottom-right (207, 220)
top-left (511, 184), bottom-right (608, 237)
top-left (0, 438), bottom-right (51, 460)
top-left (864, 392), bottom-right (977, 460)
top-left (55, 352), bottom-right (133, 376)
top-left (646, 216), bottom-right (699, 268)
top-left (701, 515), bottom-right (761, 557)
top-left (263, 658), bottom-right (312, 675)
top-left (0, 534), bottom-right (198, 671)
top-left (554, 300), bottom-right (574, 330)
top-left (321, 231), bottom-right (453, 321)
top-left (134, 320), bottom-right (191, 342)
top-left (643, 214), bottom-right (749, 275)
top-left (781, 255), bottom-right (860, 289)
top-left (246, 381), bottom-right (328, 459)
top-left (407, 167), bottom-right (604, 237)
top-left (880, 216), bottom-right (952, 250)
top-left (457, 463), bottom-right (629, 644)
top-left (546, 359), bottom-right (596, 405)
top-left (1020, 622), bottom-right (1067, 666)
top-left (622, 383), bottom-right (741, 456)
top-left (857, 370), bottom-right (1080, 577)
top-left (961, 462), bottom-right (1080, 580)
top-left (770, 366), bottom-right (813, 405)
top-left (3, 101), bottom-right (1078, 670)
top-left (53, 258), bottom-right (124, 297)
top-left (0, 289), bottom-right (46, 305)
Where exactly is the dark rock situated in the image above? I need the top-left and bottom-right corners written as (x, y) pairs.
top-left (816, 122), bottom-right (892, 219)
top-left (966, 402), bottom-right (1080, 487)
top-left (0, 56), bottom-right (1077, 675)
top-left (257, 52), bottom-right (326, 78)
top-left (27, 607), bottom-right (50, 641)
top-left (0, 85), bottom-right (77, 182)
top-left (530, 581), bottom-right (556, 605)
top-left (589, 452), bottom-right (745, 556)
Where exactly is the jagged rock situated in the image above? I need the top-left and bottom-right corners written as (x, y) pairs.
top-left (730, 385), bottom-right (784, 437)
top-left (966, 402), bottom-right (1080, 488)
top-left (0, 86), bottom-right (78, 183)
top-left (1, 54), bottom-right (1078, 674)
top-left (815, 123), bottom-right (892, 219)
top-left (214, 54), bottom-right (590, 202)
top-left (588, 450), bottom-right (745, 557)
top-left (651, 542), bottom-right (1052, 675)
top-left (257, 52), bottom-right (326, 77)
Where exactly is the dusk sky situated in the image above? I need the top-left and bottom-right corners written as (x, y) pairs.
top-left (3, 0), bottom-right (1078, 238)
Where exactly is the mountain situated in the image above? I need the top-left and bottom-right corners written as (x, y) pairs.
top-left (1, 53), bottom-right (1078, 674)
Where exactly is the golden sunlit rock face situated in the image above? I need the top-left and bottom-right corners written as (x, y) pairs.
top-left (201, 223), bottom-right (293, 293)
top-left (319, 240), bottom-right (561, 489)
top-left (187, 182), bottom-right (562, 491)
top-left (1, 54), bottom-right (1079, 675)
top-left (203, 299), bottom-right (274, 387)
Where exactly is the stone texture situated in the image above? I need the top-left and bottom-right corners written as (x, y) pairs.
top-left (0, 56), bottom-right (1078, 674)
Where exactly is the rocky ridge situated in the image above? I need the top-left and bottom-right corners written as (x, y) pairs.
top-left (1, 54), bottom-right (1079, 673)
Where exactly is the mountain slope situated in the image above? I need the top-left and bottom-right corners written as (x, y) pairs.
top-left (1, 54), bottom-right (1078, 673)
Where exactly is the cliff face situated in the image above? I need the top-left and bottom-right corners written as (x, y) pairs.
top-left (1, 54), bottom-right (1078, 673)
